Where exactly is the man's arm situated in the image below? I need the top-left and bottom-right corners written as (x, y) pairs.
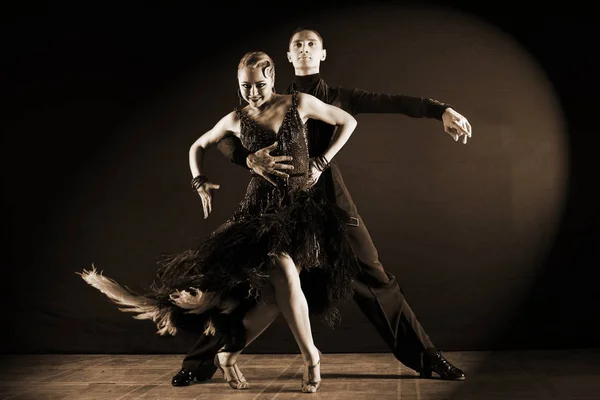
top-left (216, 131), bottom-right (294, 185)
top-left (217, 135), bottom-right (251, 169)
top-left (344, 88), bottom-right (450, 120)
top-left (340, 88), bottom-right (472, 143)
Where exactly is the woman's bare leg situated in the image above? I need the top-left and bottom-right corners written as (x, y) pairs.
top-left (269, 254), bottom-right (320, 366)
top-left (218, 254), bottom-right (321, 391)
top-left (215, 298), bottom-right (280, 390)
top-left (217, 299), bottom-right (280, 365)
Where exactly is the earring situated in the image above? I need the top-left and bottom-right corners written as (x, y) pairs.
top-left (237, 89), bottom-right (244, 106)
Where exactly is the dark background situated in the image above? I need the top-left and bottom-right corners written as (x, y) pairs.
top-left (2, 0), bottom-right (598, 356)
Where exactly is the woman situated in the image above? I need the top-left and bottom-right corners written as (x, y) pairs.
top-left (80, 51), bottom-right (359, 393)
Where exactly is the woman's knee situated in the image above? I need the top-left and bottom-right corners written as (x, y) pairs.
top-left (269, 253), bottom-right (298, 283)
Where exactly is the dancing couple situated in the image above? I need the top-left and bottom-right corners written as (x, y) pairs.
top-left (80, 28), bottom-right (472, 393)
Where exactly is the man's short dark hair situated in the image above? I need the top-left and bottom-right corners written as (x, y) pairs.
top-left (288, 27), bottom-right (324, 48)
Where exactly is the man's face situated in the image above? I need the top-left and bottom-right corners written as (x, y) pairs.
top-left (237, 67), bottom-right (274, 107)
top-left (287, 30), bottom-right (326, 71)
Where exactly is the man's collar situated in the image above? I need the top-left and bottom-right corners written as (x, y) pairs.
top-left (293, 73), bottom-right (322, 90)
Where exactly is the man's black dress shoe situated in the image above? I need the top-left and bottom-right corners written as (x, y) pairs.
top-left (421, 351), bottom-right (466, 381)
top-left (171, 363), bottom-right (219, 387)
top-left (171, 368), bottom-right (198, 386)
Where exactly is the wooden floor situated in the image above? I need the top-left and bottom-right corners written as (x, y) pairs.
top-left (0, 350), bottom-right (598, 399)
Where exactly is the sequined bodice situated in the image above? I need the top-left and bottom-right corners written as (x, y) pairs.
top-left (234, 91), bottom-right (310, 192)
top-left (229, 92), bottom-right (311, 221)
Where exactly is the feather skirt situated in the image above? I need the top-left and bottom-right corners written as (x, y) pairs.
top-left (80, 183), bottom-right (359, 339)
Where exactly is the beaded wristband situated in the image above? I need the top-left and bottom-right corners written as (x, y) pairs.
top-left (314, 155), bottom-right (330, 172)
top-left (191, 175), bottom-right (209, 191)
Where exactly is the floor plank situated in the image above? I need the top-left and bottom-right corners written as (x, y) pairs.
top-left (0, 350), bottom-right (598, 399)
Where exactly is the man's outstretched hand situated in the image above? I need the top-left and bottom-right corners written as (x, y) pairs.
top-left (246, 141), bottom-right (294, 186)
top-left (442, 108), bottom-right (472, 144)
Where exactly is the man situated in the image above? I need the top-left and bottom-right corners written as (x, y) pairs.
top-left (172, 27), bottom-right (472, 386)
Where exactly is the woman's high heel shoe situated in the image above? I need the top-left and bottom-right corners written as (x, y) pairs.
top-left (214, 354), bottom-right (250, 390)
top-left (301, 351), bottom-right (322, 393)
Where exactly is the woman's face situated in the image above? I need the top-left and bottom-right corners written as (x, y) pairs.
top-left (237, 66), bottom-right (274, 108)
